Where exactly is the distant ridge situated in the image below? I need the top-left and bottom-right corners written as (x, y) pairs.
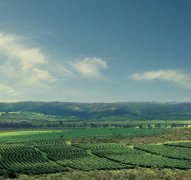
top-left (0, 101), bottom-right (191, 120)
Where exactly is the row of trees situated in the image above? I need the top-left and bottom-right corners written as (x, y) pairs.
top-left (0, 121), bottom-right (188, 129)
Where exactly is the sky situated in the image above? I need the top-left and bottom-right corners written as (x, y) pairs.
top-left (0, 0), bottom-right (191, 102)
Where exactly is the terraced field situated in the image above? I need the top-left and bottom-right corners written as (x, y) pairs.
top-left (0, 140), bottom-right (190, 177)
top-left (0, 142), bottom-right (67, 175)
top-left (78, 143), bottom-right (191, 169)
top-left (35, 141), bottom-right (131, 171)
top-left (164, 141), bottom-right (191, 148)
top-left (134, 144), bottom-right (191, 160)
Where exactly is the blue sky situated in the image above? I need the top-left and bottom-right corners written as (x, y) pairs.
top-left (0, 0), bottom-right (191, 102)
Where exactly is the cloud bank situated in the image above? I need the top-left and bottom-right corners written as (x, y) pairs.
top-left (0, 33), bottom-right (53, 86)
top-left (129, 70), bottom-right (191, 89)
top-left (0, 83), bottom-right (16, 94)
top-left (0, 33), bottom-right (108, 100)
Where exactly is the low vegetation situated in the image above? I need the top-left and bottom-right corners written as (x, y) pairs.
top-left (0, 130), bottom-right (190, 179)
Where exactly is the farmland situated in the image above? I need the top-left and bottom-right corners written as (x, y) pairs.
top-left (78, 143), bottom-right (191, 169)
top-left (134, 144), bottom-right (191, 160)
top-left (0, 102), bottom-right (191, 179)
top-left (0, 128), bottom-right (166, 142)
top-left (0, 129), bottom-right (190, 179)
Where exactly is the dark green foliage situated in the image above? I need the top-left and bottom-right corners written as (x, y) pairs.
top-left (7, 170), bottom-right (18, 179)
top-left (0, 143), bottom-right (66, 175)
top-left (79, 143), bottom-right (191, 169)
top-left (134, 144), bottom-right (191, 160)
top-left (36, 142), bottom-right (87, 161)
top-left (0, 140), bottom-right (191, 176)
top-left (57, 154), bottom-right (131, 171)
top-left (164, 142), bottom-right (191, 148)
top-left (35, 141), bottom-right (130, 170)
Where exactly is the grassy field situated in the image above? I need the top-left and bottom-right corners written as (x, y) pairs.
top-left (0, 128), bottom-right (166, 142)
top-left (0, 130), bottom-right (53, 137)
top-left (18, 168), bottom-right (191, 180)
top-left (0, 130), bottom-right (62, 142)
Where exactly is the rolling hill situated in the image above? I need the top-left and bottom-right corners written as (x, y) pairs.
top-left (0, 101), bottom-right (191, 120)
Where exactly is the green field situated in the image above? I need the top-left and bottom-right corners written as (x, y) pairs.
top-left (164, 141), bottom-right (191, 148)
top-left (0, 130), bottom-right (62, 142)
top-left (0, 128), bottom-right (166, 142)
top-left (0, 129), bottom-right (190, 179)
top-left (0, 139), bottom-right (191, 178)
top-left (77, 143), bottom-right (191, 169)
top-left (134, 144), bottom-right (191, 160)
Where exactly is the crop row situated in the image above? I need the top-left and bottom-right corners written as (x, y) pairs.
top-left (35, 144), bottom-right (86, 160)
top-left (0, 144), bottom-right (67, 175)
top-left (134, 144), bottom-right (191, 160)
top-left (164, 142), bottom-right (191, 148)
top-left (79, 143), bottom-right (191, 169)
top-left (76, 143), bottom-right (125, 150)
top-left (58, 154), bottom-right (131, 171)
top-left (5, 162), bottom-right (66, 175)
top-left (35, 143), bottom-right (130, 170)
top-left (0, 140), bottom-right (191, 176)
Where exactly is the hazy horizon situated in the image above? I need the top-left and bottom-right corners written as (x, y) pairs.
top-left (0, 100), bottom-right (191, 104)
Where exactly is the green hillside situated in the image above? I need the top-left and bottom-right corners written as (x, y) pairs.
top-left (0, 102), bottom-right (191, 120)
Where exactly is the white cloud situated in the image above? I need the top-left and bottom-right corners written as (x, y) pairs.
top-left (23, 68), bottom-right (54, 84)
top-left (70, 57), bottom-right (107, 79)
top-left (129, 69), bottom-right (191, 88)
top-left (0, 33), bottom-right (53, 85)
top-left (0, 32), bottom-right (109, 101)
top-left (0, 83), bottom-right (16, 94)
top-left (0, 34), bottom-right (45, 69)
